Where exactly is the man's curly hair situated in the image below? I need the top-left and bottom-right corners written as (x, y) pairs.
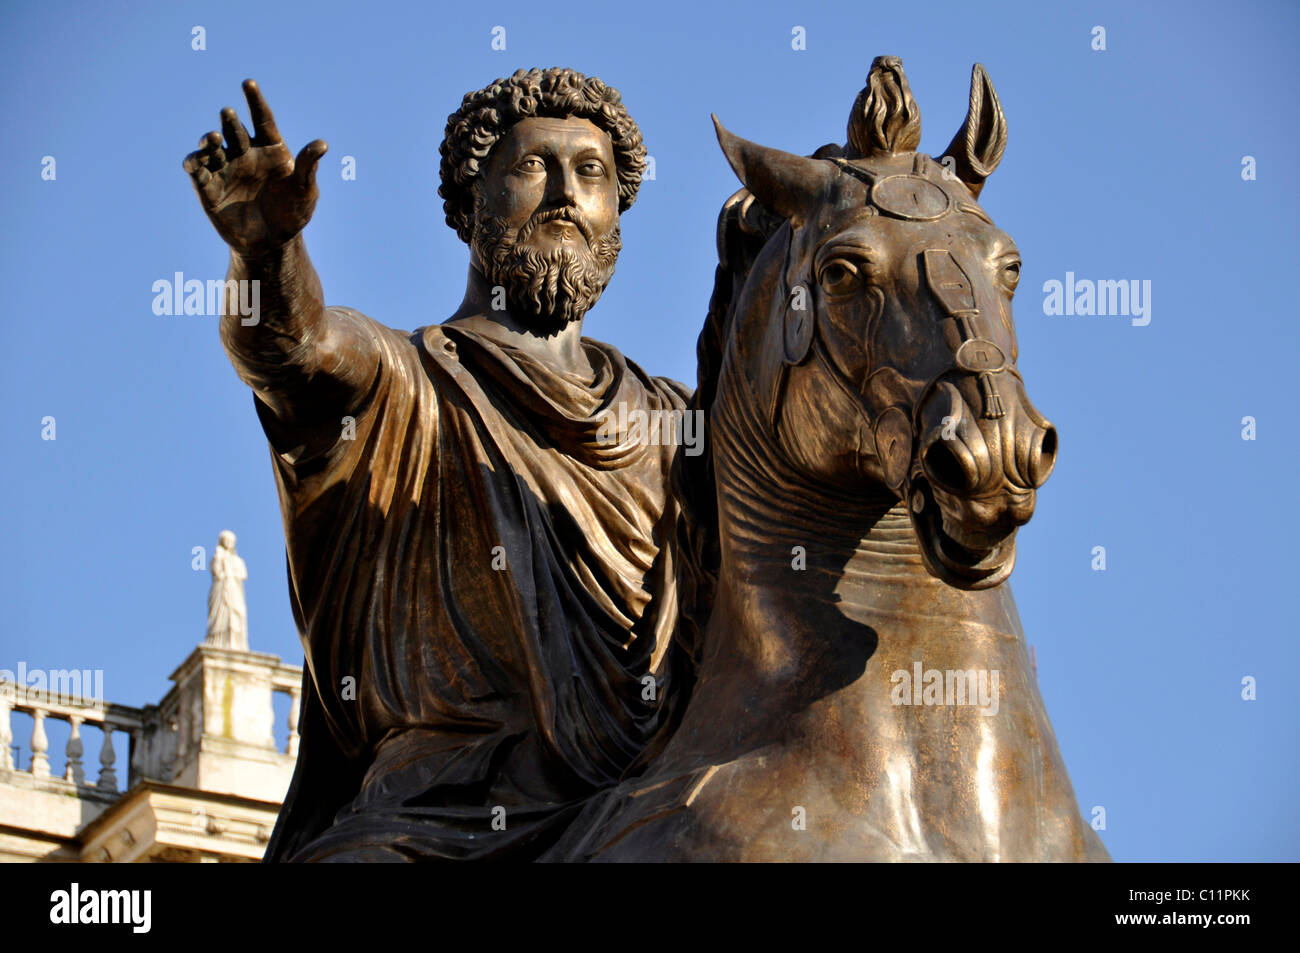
top-left (438, 67), bottom-right (648, 244)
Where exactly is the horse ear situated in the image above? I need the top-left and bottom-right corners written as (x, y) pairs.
top-left (937, 64), bottom-right (1007, 199)
top-left (712, 115), bottom-right (835, 227)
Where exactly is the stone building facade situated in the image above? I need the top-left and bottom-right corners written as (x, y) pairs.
top-left (0, 536), bottom-right (301, 862)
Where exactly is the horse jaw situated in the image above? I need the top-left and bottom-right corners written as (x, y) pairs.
top-left (906, 477), bottom-right (1018, 590)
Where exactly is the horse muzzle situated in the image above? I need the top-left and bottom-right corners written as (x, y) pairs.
top-left (905, 380), bottom-right (1057, 589)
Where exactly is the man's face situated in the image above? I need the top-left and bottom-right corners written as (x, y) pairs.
top-left (471, 116), bottom-right (623, 327)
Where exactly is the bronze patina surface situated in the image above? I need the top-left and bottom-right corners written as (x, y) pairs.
top-left (546, 58), bottom-right (1109, 862)
top-left (184, 59), bottom-right (1106, 863)
top-left (184, 69), bottom-right (691, 861)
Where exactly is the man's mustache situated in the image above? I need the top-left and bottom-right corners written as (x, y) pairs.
top-left (516, 206), bottom-right (596, 246)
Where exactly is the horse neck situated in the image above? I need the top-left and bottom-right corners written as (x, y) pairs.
top-left (677, 353), bottom-right (1021, 753)
top-left (702, 366), bottom-right (906, 677)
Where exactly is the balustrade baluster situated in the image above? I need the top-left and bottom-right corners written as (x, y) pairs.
top-left (287, 688), bottom-right (300, 757)
top-left (64, 715), bottom-right (85, 785)
top-left (97, 722), bottom-right (117, 791)
top-left (30, 708), bottom-right (50, 778)
top-left (0, 693), bottom-right (11, 772)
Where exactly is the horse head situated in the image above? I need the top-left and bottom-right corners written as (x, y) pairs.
top-left (713, 56), bottom-right (1055, 590)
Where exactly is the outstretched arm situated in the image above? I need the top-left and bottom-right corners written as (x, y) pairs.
top-left (183, 80), bottom-right (380, 454)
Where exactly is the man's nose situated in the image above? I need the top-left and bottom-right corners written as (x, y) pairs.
top-left (544, 163), bottom-right (579, 207)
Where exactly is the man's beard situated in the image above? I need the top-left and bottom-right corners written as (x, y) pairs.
top-left (471, 197), bottom-right (622, 327)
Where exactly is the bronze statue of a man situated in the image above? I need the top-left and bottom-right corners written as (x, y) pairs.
top-left (183, 68), bottom-right (689, 861)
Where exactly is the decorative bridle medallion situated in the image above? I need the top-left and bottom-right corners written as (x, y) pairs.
top-left (871, 174), bottom-right (952, 221)
top-left (954, 339), bottom-right (1006, 373)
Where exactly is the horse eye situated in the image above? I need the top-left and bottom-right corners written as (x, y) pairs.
top-left (1001, 261), bottom-right (1021, 292)
top-left (819, 259), bottom-right (861, 295)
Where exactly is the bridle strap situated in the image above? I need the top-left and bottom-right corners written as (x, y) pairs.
top-left (922, 248), bottom-right (1008, 420)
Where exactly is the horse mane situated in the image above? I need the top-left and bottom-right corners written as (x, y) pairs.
top-left (670, 148), bottom-right (837, 668)
top-left (667, 57), bottom-right (931, 675)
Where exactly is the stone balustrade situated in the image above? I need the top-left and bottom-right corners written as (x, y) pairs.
top-left (3, 529), bottom-right (305, 861)
top-left (0, 682), bottom-right (139, 794)
top-left (0, 656), bottom-right (302, 799)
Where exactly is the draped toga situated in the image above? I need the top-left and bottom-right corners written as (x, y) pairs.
top-left (246, 307), bottom-right (690, 861)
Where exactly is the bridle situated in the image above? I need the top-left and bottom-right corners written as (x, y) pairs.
top-left (759, 154), bottom-right (1021, 488)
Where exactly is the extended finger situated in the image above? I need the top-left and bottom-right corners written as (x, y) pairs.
top-left (182, 152), bottom-right (221, 202)
top-left (221, 107), bottom-right (251, 158)
top-left (242, 79), bottom-right (281, 145)
top-left (197, 130), bottom-right (227, 172)
top-left (182, 152), bottom-right (211, 183)
top-left (295, 139), bottom-right (328, 189)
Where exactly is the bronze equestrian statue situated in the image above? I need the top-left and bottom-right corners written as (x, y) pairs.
top-left (184, 58), bottom-right (1107, 862)
top-left (546, 57), bottom-right (1110, 861)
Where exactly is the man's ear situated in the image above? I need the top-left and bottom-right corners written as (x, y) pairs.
top-left (464, 184), bottom-right (484, 245)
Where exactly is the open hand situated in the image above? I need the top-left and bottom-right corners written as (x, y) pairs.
top-left (183, 79), bottom-right (327, 257)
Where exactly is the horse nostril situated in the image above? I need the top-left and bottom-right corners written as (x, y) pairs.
top-left (1029, 424), bottom-right (1058, 488)
top-left (923, 439), bottom-right (975, 493)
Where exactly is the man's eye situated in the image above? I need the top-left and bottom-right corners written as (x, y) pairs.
top-left (517, 157), bottom-right (545, 172)
top-left (578, 162), bottom-right (606, 177)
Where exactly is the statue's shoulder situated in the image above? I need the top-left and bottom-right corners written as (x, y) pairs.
top-left (410, 323), bottom-right (469, 375)
top-left (618, 348), bottom-right (694, 408)
top-left (654, 374), bottom-right (693, 404)
top-left (324, 305), bottom-right (420, 350)
top-left (318, 306), bottom-right (448, 395)
top-left (581, 335), bottom-right (693, 406)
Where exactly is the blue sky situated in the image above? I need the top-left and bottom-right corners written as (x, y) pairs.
top-left (1, 0), bottom-right (1296, 862)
